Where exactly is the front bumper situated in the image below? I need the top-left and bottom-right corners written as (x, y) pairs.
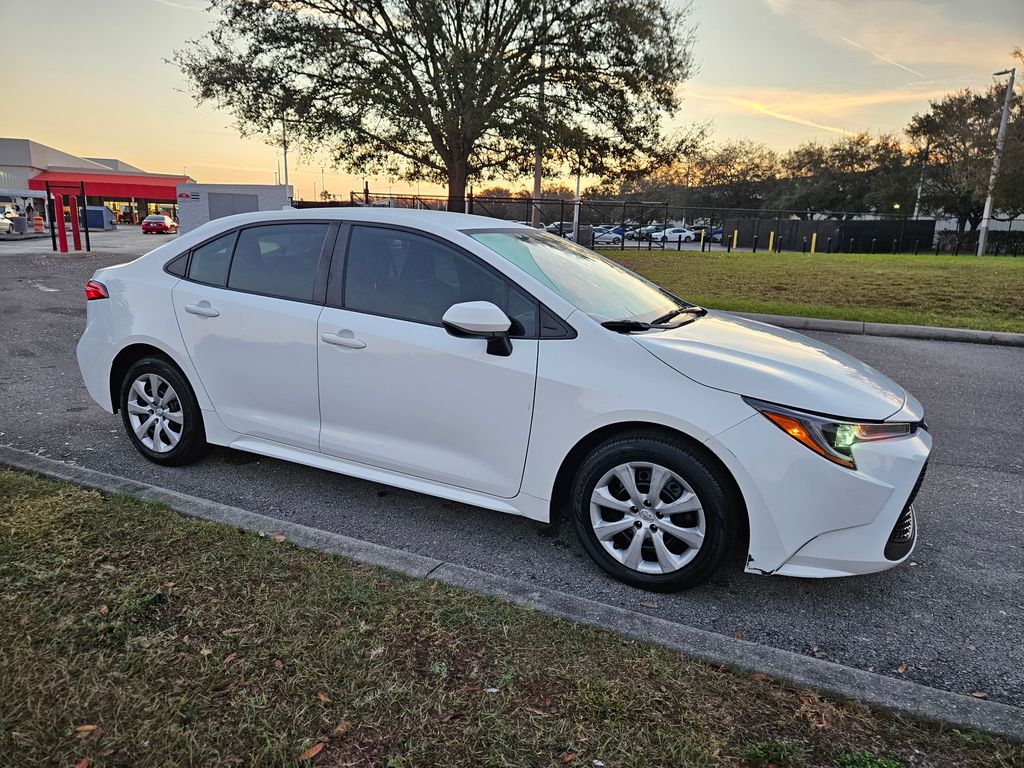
top-left (708, 409), bottom-right (932, 578)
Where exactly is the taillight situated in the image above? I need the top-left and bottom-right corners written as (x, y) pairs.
top-left (84, 280), bottom-right (109, 300)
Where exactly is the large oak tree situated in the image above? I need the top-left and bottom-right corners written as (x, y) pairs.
top-left (175, 0), bottom-right (696, 210)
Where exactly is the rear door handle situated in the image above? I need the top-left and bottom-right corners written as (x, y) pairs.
top-left (184, 302), bottom-right (220, 318)
top-left (321, 331), bottom-right (366, 349)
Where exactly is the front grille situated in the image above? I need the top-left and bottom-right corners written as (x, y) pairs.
top-left (884, 462), bottom-right (927, 561)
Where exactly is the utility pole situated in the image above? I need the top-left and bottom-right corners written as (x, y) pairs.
top-left (281, 113), bottom-right (290, 199)
top-left (321, 167), bottom-right (326, 200)
top-left (530, 7), bottom-right (547, 228)
top-left (978, 67), bottom-right (1015, 257)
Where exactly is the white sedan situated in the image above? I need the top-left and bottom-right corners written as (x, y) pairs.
top-left (76, 210), bottom-right (930, 590)
top-left (656, 227), bottom-right (697, 243)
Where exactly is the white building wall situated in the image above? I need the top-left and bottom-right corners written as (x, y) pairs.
top-left (175, 183), bottom-right (293, 234)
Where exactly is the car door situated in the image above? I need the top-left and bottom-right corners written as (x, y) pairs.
top-left (172, 222), bottom-right (335, 451)
top-left (317, 224), bottom-right (539, 498)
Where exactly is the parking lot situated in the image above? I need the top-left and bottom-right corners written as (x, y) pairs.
top-left (1, 229), bottom-right (1022, 708)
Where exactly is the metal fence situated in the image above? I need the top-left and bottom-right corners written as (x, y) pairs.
top-left (341, 191), bottom-right (1022, 256)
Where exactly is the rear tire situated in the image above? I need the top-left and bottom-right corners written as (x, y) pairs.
top-left (119, 357), bottom-right (207, 466)
top-left (571, 433), bottom-right (736, 591)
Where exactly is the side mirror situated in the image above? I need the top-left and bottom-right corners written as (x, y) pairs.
top-left (442, 301), bottom-right (513, 356)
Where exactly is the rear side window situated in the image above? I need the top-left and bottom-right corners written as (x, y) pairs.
top-left (227, 224), bottom-right (328, 302)
top-left (165, 252), bottom-right (188, 277)
top-left (188, 232), bottom-right (235, 286)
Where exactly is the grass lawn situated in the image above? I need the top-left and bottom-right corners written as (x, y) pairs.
top-left (600, 250), bottom-right (1024, 334)
top-left (2, 470), bottom-right (1021, 768)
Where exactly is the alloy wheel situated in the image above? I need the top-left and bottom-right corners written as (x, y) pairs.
top-left (589, 461), bottom-right (706, 574)
top-left (126, 373), bottom-right (183, 453)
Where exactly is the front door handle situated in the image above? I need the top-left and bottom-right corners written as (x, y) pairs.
top-left (321, 331), bottom-right (366, 349)
top-left (184, 302), bottom-right (220, 318)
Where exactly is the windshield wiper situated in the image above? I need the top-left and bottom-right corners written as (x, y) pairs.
top-left (650, 305), bottom-right (706, 325)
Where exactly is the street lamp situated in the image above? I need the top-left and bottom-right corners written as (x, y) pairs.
top-left (978, 67), bottom-right (1016, 257)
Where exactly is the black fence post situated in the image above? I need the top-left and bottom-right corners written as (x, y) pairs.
top-left (953, 234), bottom-right (960, 256)
top-left (620, 203), bottom-right (627, 251)
top-left (752, 234), bottom-right (759, 253)
top-left (891, 238), bottom-right (898, 254)
top-left (801, 236), bottom-right (807, 253)
top-left (559, 199), bottom-right (564, 234)
top-left (826, 236), bottom-right (832, 254)
top-left (913, 239), bottom-right (919, 255)
top-left (870, 238), bottom-right (877, 254)
top-left (935, 238), bottom-right (941, 256)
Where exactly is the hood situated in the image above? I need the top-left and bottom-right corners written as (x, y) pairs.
top-left (635, 311), bottom-right (907, 421)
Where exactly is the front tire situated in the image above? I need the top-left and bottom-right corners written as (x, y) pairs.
top-left (119, 357), bottom-right (207, 466)
top-left (571, 434), bottom-right (736, 591)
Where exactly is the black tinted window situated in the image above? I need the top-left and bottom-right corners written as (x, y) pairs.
top-left (165, 252), bottom-right (188, 277)
top-left (228, 224), bottom-right (328, 301)
top-left (188, 232), bottom-right (235, 286)
top-left (345, 226), bottom-right (519, 328)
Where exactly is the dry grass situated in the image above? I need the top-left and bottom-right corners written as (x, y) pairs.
top-left (1, 470), bottom-right (1021, 768)
top-left (601, 250), bottom-right (1024, 333)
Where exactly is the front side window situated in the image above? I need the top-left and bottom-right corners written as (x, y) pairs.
top-left (227, 223), bottom-right (328, 301)
top-left (468, 230), bottom-right (681, 324)
top-left (344, 226), bottom-right (536, 336)
top-left (188, 231), bottom-right (235, 286)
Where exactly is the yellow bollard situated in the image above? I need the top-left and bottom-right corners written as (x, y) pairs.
top-left (811, 232), bottom-right (818, 253)
top-left (732, 229), bottom-right (738, 250)
top-left (768, 231), bottom-right (775, 253)
top-left (699, 228), bottom-right (705, 250)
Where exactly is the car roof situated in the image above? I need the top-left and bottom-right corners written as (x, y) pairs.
top-left (193, 207), bottom-right (521, 235)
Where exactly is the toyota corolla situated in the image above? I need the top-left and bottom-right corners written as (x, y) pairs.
top-left (76, 209), bottom-right (930, 590)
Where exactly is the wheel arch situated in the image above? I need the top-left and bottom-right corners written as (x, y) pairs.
top-left (548, 421), bottom-right (749, 545)
top-left (108, 342), bottom-right (194, 413)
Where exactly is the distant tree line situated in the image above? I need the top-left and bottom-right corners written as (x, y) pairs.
top-left (596, 77), bottom-right (1023, 234)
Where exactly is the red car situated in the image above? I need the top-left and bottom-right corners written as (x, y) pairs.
top-left (141, 215), bottom-right (178, 234)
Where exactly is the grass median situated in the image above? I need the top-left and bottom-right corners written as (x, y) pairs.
top-left (600, 250), bottom-right (1024, 334)
top-left (2, 470), bottom-right (1021, 768)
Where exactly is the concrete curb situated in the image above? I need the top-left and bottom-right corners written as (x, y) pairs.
top-left (730, 311), bottom-right (1024, 347)
top-left (2, 444), bottom-right (1022, 744)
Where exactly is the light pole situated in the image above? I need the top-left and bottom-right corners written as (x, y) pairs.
top-left (530, 1), bottom-right (547, 227)
top-left (978, 67), bottom-right (1015, 257)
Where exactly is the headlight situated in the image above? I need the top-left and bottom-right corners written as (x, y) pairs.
top-left (743, 397), bottom-right (917, 470)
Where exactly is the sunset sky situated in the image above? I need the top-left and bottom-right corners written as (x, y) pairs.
top-left (6, 0), bottom-right (1021, 198)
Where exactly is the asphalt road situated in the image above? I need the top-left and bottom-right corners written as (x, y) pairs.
top-left (2, 231), bottom-right (1022, 707)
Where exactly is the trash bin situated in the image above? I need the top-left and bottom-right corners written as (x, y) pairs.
top-left (11, 216), bottom-right (28, 234)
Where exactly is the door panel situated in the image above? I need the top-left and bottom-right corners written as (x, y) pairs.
top-left (317, 308), bottom-right (538, 498)
top-left (173, 282), bottom-right (323, 450)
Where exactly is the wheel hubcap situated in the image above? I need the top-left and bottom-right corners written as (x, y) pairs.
top-left (127, 373), bottom-right (183, 453)
top-left (590, 461), bottom-right (705, 574)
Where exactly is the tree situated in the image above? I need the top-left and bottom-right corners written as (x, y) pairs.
top-left (175, 0), bottom-right (697, 211)
top-left (907, 84), bottom-right (1023, 232)
top-left (603, 140), bottom-right (779, 210)
top-left (769, 133), bottom-right (914, 217)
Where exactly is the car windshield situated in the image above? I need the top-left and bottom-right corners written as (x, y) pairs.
top-left (468, 229), bottom-right (681, 323)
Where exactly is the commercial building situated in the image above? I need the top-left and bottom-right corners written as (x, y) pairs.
top-left (0, 137), bottom-right (192, 224)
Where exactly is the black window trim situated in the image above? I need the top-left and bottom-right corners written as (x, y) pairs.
top-left (324, 220), bottom-right (576, 340)
top-left (163, 219), bottom-right (339, 306)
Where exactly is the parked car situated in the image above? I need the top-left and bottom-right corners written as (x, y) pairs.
top-left (142, 215), bottom-right (178, 234)
top-left (593, 229), bottom-right (622, 245)
top-left (77, 209), bottom-right (930, 591)
top-left (0, 217), bottom-right (13, 235)
top-left (710, 227), bottom-right (724, 243)
top-left (656, 227), bottom-right (697, 243)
